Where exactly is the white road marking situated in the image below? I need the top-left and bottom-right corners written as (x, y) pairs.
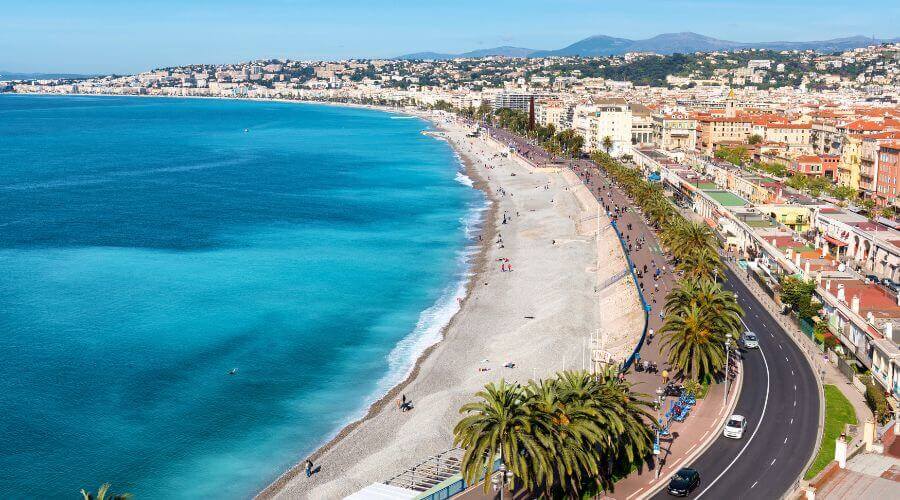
top-left (778, 344), bottom-right (783, 350)
top-left (791, 369), bottom-right (794, 376)
top-left (771, 458), bottom-right (777, 466)
top-left (794, 400), bottom-right (797, 407)
top-left (794, 385), bottom-right (797, 391)
top-left (751, 481), bottom-right (758, 489)
top-left (696, 317), bottom-right (772, 499)
top-left (784, 437), bottom-right (788, 444)
top-left (626, 487), bottom-right (645, 499)
top-left (790, 418), bottom-right (794, 424)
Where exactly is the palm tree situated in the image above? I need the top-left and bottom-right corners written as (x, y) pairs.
top-left (660, 303), bottom-right (728, 381)
top-left (602, 135), bottom-right (614, 154)
top-left (453, 379), bottom-right (548, 493)
top-left (676, 246), bottom-right (723, 281)
top-left (553, 370), bottom-right (654, 494)
top-left (666, 279), bottom-right (743, 337)
top-left (525, 376), bottom-right (602, 497)
top-left (666, 221), bottom-right (718, 261)
top-left (80, 484), bottom-right (132, 500)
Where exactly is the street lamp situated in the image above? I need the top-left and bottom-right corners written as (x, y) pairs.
top-left (655, 386), bottom-right (664, 478)
top-left (724, 333), bottom-right (733, 406)
top-left (494, 463), bottom-right (514, 499)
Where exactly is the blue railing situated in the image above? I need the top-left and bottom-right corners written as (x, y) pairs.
top-left (609, 219), bottom-right (651, 372)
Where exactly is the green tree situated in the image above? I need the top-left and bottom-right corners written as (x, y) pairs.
top-left (602, 135), bottom-right (614, 154)
top-left (830, 185), bottom-right (856, 202)
top-left (779, 275), bottom-right (820, 319)
top-left (665, 279), bottom-right (743, 337)
top-left (454, 379), bottom-right (547, 494)
top-left (786, 173), bottom-right (810, 191)
top-left (660, 303), bottom-right (728, 381)
top-left (665, 221), bottom-right (719, 263)
top-left (748, 134), bottom-right (763, 145)
top-left (714, 146), bottom-right (749, 166)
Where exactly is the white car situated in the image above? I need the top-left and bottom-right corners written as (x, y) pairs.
top-left (723, 415), bottom-right (747, 439)
top-left (742, 331), bottom-right (759, 349)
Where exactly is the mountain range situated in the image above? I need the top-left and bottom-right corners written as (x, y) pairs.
top-left (397, 32), bottom-right (898, 60)
top-left (0, 71), bottom-right (99, 80)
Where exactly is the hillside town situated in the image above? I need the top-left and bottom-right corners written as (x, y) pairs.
top-left (7, 41), bottom-right (900, 442)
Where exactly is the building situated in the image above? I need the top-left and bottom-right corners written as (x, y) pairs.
top-left (875, 142), bottom-right (900, 207)
top-left (492, 91), bottom-right (544, 112)
top-left (698, 116), bottom-right (753, 154)
top-left (572, 98), bottom-right (633, 156)
top-left (838, 134), bottom-right (863, 190)
top-left (534, 99), bottom-right (569, 130)
top-left (629, 103), bottom-right (655, 146)
top-left (792, 155), bottom-right (839, 179)
top-left (653, 113), bottom-right (698, 151)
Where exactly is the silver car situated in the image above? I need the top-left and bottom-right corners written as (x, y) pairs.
top-left (742, 331), bottom-right (759, 349)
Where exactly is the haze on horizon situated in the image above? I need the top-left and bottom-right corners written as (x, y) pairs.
top-left (2, 0), bottom-right (898, 74)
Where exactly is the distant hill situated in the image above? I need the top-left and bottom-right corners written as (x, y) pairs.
top-left (0, 71), bottom-right (99, 80)
top-left (399, 32), bottom-right (898, 59)
top-left (397, 46), bottom-right (536, 60)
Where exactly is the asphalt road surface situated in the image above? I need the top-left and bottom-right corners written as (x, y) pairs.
top-left (651, 266), bottom-right (820, 499)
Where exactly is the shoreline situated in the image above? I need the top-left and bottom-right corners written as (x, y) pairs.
top-left (267, 115), bottom-right (641, 498)
top-left (7, 91), bottom-right (490, 497)
top-left (7, 92), bottom-right (642, 498)
top-left (255, 116), bottom-right (498, 498)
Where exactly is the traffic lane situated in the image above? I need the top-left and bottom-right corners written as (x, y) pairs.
top-left (648, 312), bottom-right (769, 499)
top-left (650, 268), bottom-right (819, 499)
top-left (698, 269), bottom-right (820, 499)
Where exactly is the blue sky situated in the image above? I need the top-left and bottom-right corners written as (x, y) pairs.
top-left (2, 0), bottom-right (898, 74)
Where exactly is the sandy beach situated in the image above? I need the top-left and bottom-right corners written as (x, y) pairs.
top-left (259, 114), bottom-right (644, 499)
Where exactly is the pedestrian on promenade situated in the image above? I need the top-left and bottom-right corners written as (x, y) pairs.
top-left (662, 370), bottom-right (669, 385)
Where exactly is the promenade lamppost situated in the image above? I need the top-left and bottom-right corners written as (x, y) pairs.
top-left (724, 333), bottom-right (733, 406)
top-left (494, 463), bottom-right (514, 500)
top-left (655, 386), bottom-right (665, 478)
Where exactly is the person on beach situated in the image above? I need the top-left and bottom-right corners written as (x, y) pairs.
top-left (305, 459), bottom-right (314, 478)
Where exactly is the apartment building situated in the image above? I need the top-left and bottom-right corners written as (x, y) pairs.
top-left (791, 155), bottom-right (839, 179)
top-left (875, 142), bottom-right (900, 207)
top-left (629, 103), bottom-right (654, 146)
top-left (653, 113), bottom-right (698, 151)
top-left (572, 98), bottom-right (633, 156)
top-left (698, 116), bottom-right (753, 154)
top-left (534, 99), bottom-right (569, 130)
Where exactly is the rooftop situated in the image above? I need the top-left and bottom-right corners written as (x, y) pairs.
top-left (704, 189), bottom-right (748, 207)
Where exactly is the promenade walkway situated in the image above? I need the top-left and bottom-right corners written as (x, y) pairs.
top-left (483, 127), bottom-right (739, 499)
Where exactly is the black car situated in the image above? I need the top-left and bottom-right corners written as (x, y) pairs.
top-left (866, 274), bottom-right (880, 284)
top-left (667, 467), bottom-right (700, 496)
top-left (882, 278), bottom-right (900, 292)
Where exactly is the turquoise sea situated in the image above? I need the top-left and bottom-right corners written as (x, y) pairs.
top-left (0, 95), bottom-right (484, 498)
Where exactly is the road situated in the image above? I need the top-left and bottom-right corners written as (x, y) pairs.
top-left (650, 266), bottom-right (820, 499)
top-left (483, 125), bottom-right (822, 499)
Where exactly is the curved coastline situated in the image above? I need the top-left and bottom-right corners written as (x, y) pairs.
top-left (1, 93), bottom-right (488, 498)
top-left (255, 116), bottom-right (498, 498)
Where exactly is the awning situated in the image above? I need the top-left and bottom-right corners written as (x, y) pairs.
top-left (824, 235), bottom-right (848, 247)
